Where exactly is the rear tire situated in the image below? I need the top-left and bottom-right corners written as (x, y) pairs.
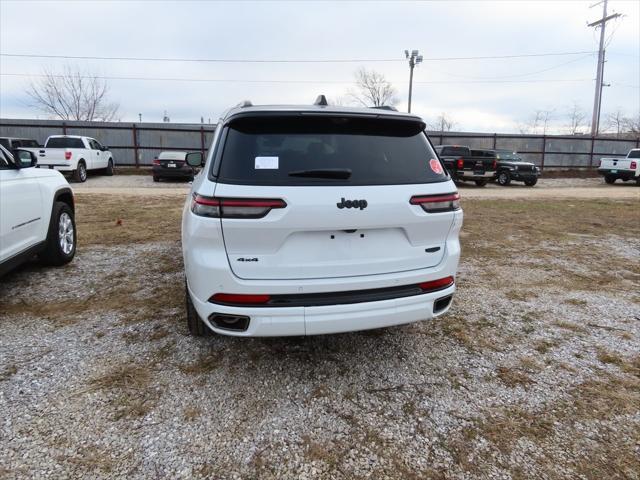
top-left (40, 202), bottom-right (76, 266)
top-left (72, 161), bottom-right (87, 183)
top-left (186, 283), bottom-right (210, 337)
top-left (604, 175), bottom-right (616, 184)
top-left (153, 176), bottom-right (160, 182)
top-left (524, 177), bottom-right (538, 187)
top-left (497, 171), bottom-right (511, 186)
top-left (475, 179), bottom-right (488, 187)
top-left (104, 159), bottom-right (114, 176)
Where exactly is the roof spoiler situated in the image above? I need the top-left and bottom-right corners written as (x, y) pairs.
top-left (370, 105), bottom-right (398, 112)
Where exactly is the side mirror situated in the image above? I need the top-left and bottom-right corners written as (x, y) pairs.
top-left (186, 151), bottom-right (204, 167)
top-left (13, 149), bottom-right (37, 168)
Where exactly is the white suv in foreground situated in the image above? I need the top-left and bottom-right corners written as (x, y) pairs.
top-left (0, 145), bottom-right (76, 276)
top-left (182, 99), bottom-right (462, 336)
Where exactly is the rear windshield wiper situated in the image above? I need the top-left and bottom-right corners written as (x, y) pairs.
top-left (288, 168), bottom-right (352, 179)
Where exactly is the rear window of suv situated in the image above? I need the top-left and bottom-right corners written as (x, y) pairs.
top-left (45, 137), bottom-right (85, 148)
top-left (216, 115), bottom-right (447, 186)
top-left (439, 146), bottom-right (470, 157)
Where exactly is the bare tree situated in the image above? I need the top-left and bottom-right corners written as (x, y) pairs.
top-left (428, 113), bottom-right (456, 132)
top-left (565, 102), bottom-right (587, 135)
top-left (623, 112), bottom-right (640, 134)
top-left (27, 66), bottom-right (119, 121)
top-left (605, 108), bottom-right (627, 137)
top-left (328, 95), bottom-right (351, 107)
top-left (518, 109), bottom-right (554, 134)
top-left (348, 68), bottom-right (398, 107)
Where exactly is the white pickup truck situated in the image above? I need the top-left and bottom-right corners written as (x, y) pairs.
top-left (27, 135), bottom-right (114, 182)
top-left (598, 148), bottom-right (640, 185)
top-left (0, 144), bottom-right (76, 277)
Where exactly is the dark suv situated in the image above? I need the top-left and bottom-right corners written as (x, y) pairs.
top-left (492, 149), bottom-right (540, 186)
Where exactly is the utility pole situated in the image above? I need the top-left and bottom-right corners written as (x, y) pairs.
top-left (404, 50), bottom-right (423, 113)
top-left (588, 0), bottom-right (621, 136)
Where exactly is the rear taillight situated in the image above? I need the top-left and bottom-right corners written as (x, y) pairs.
top-left (456, 158), bottom-right (464, 169)
top-left (410, 193), bottom-right (461, 213)
top-left (210, 293), bottom-right (271, 305)
top-left (152, 158), bottom-right (160, 165)
top-left (631, 161), bottom-right (637, 169)
top-left (419, 276), bottom-right (454, 292)
top-left (191, 195), bottom-right (286, 219)
top-left (492, 159), bottom-right (497, 170)
top-left (64, 151), bottom-right (72, 160)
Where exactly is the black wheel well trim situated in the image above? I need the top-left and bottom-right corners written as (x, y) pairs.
top-left (53, 187), bottom-right (75, 212)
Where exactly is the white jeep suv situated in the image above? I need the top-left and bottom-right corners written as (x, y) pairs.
top-left (182, 99), bottom-right (462, 336)
top-left (0, 145), bottom-right (76, 276)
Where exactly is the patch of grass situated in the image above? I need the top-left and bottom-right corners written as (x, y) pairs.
top-left (553, 320), bottom-right (587, 334)
top-left (534, 339), bottom-right (560, 354)
top-left (179, 351), bottom-right (222, 375)
top-left (184, 406), bottom-right (202, 421)
top-left (563, 298), bottom-right (588, 307)
top-left (496, 366), bottom-right (533, 388)
top-left (0, 364), bottom-right (18, 381)
top-left (597, 348), bottom-right (623, 366)
top-left (75, 193), bottom-right (183, 246)
top-left (87, 362), bottom-right (155, 420)
top-left (505, 290), bottom-right (536, 302)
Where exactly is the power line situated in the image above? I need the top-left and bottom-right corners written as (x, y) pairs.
top-left (0, 50), bottom-right (598, 64)
top-left (0, 72), bottom-right (595, 85)
top-left (438, 54), bottom-right (594, 80)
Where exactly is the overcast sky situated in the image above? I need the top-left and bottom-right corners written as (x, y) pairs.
top-left (1, 0), bottom-right (638, 133)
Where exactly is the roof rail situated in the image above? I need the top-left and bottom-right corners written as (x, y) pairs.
top-left (236, 100), bottom-right (253, 108)
top-left (314, 95), bottom-right (328, 106)
top-left (370, 105), bottom-right (398, 112)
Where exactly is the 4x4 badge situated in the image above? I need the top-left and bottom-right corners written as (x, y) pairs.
top-left (336, 198), bottom-right (368, 210)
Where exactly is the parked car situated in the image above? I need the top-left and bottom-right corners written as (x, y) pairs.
top-left (598, 149), bottom-right (640, 185)
top-left (23, 135), bottom-right (114, 182)
top-left (152, 151), bottom-right (197, 182)
top-left (0, 144), bottom-right (76, 277)
top-left (181, 97), bottom-right (462, 337)
top-left (0, 137), bottom-right (41, 150)
top-left (491, 149), bottom-right (540, 186)
top-left (434, 145), bottom-right (497, 186)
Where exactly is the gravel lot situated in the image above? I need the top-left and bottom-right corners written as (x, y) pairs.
top-left (71, 172), bottom-right (640, 200)
top-left (1, 194), bottom-right (639, 479)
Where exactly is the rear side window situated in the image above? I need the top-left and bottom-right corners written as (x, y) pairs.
top-left (441, 146), bottom-right (470, 157)
top-left (0, 139), bottom-right (10, 149)
top-left (15, 139), bottom-right (39, 148)
top-left (46, 137), bottom-right (85, 148)
top-left (217, 115), bottom-right (447, 186)
top-left (628, 150), bottom-right (640, 159)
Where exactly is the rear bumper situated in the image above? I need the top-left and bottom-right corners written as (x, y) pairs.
top-left (510, 171), bottom-right (540, 181)
top-left (598, 168), bottom-right (636, 177)
top-left (152, 165), bottom-right (193, 178)
top-left (188, 283), bottom-right (455, 336)
top-left (37, 164), bottom-right (74, 172)
top-left (457, 170), bottom-right (495, 179)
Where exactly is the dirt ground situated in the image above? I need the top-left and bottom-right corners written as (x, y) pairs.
top-left (72, 172), bottom-right (640, 200)
top-left (1, 193), bottom-right (639, 479)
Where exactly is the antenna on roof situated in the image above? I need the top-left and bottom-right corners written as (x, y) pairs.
top-left (236, 100), bottom-right (253, 108)
top-left (314, 95), bottom-right (328, 106)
